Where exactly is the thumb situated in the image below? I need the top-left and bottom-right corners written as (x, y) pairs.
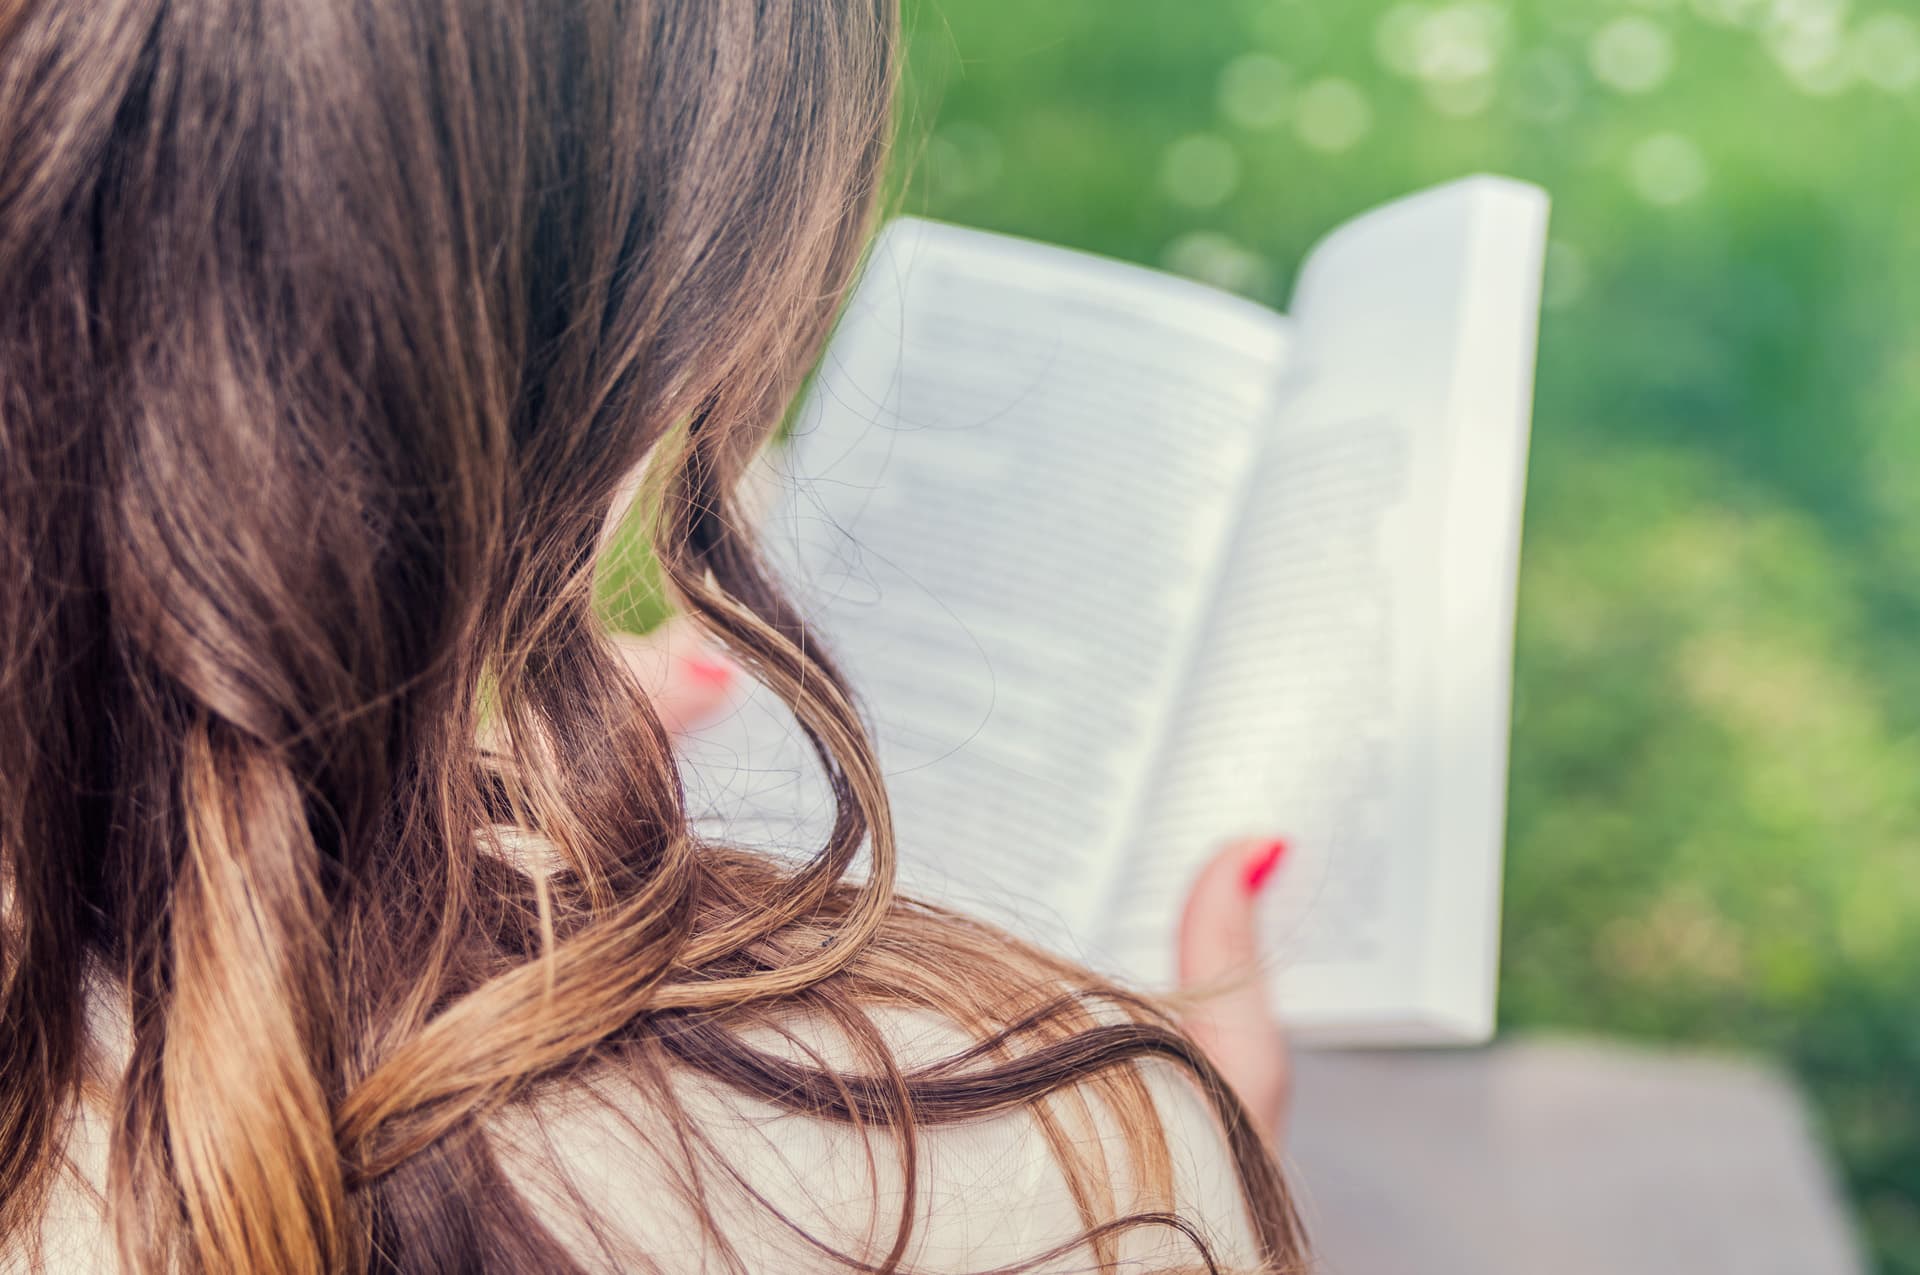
top-left (1177, 837), bottom-right (1291, 1135)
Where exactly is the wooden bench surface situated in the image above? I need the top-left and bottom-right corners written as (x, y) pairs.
top-left (1283, 1037), bottom-right (1864, 1275)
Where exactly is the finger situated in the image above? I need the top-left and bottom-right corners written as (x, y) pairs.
top-left (1177, 837), bottom-right (1292, 1133)
top-left (1178, 837), bottom-right (1283, 989)
top-left (611, 619), bottom-right (736, 739)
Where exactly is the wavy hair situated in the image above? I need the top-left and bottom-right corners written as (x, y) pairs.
top-left (0, 1), bottom-right (1307, 1271)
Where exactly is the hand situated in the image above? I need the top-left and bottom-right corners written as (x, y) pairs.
top-left (1176, 838), bottom-right (1292, 1137)
top-left (610, 617), bottom-right (737, 739)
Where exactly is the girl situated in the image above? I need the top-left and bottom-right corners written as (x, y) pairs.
top-left (0, 1), bottom-right (1304, 1270)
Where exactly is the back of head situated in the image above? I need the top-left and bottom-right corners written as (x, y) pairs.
top-left (0, 2), bottom-right (1303, 1271)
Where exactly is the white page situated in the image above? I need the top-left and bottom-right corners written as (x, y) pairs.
top-left (678, 219), bottom-right (1290, 955)
top-left (1092, 178), bottom-right (1548, 1044)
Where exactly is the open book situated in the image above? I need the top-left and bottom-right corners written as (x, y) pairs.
top-left (680, 176), bottom-right (1550, 1046)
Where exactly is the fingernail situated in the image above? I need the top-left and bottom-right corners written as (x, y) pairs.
top-left (1241, 839), bottom-right (1287, 895)
top-left (681, 654), bottom-right (734, 688)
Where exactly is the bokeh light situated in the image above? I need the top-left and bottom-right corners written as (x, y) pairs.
top-left (1293, 77), bottom-right (1375, 152)
top-left (1160, 133), bottom-right (1243, 208)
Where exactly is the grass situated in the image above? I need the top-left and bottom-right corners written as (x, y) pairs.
top-left (615, 2), bottom-right (1920, 1266)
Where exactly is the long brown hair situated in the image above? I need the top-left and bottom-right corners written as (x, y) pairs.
top-left (0, 1), bottom-right (1306, 1271)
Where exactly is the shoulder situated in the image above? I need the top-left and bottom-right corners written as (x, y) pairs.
top-left (5, 1073), bottom-right (114, 1274)
top-left (13, 997), bottom-right (1267, 1274)
top-left (493, 1003), bottom-right (1265, 1273)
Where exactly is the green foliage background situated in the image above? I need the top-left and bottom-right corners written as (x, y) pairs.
top-left (613, 1), bottom-right (1920, 1266)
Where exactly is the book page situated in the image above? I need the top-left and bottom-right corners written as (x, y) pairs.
top-left (678, 219), bottom-right (1291, 954)
top-left (1091, 179), bottom-right (1548, 1044)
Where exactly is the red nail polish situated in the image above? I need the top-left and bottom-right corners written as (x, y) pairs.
top-left (682, 655), bottom-right (733, 688)
top-left (1241, 839), bottom-right (1287, 895)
